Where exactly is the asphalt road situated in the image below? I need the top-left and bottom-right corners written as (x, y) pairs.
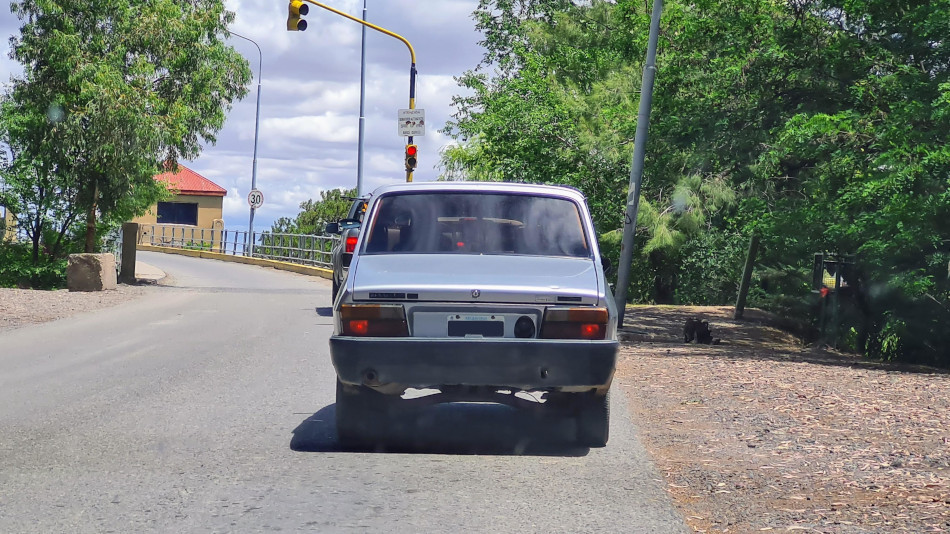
top-left (0, 251), bottom-right (687, 533)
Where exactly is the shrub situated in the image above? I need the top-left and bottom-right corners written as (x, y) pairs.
top-left (0, 241), bottom-right (68, 289)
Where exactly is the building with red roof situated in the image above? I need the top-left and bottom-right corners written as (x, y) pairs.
top-left (154, 164), bottom-right (227, 197)
top-left (132, 164), bottom-right (227, 231)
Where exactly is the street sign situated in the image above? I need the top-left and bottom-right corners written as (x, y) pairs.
top-left (398, 108), bottom-right (425, 137)
top-left (248, 189), bottom-right (264, 209)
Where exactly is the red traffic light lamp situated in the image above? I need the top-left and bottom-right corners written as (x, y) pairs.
top-left (404, 144), bottom-right (418, 171)
top-left (287, 0), bottom-right (309, 31)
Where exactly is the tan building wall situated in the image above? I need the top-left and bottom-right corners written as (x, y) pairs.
top-left (2, 206), bottom-right (16, 242)
top-left (132, 194), bottom-right (223, 228)
top-left (132, 195), bottom-right (225, 248)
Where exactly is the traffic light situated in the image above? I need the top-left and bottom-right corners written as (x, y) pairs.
top-left (287, 0), bottom-right (309, 31)
top-left (404, 144), bottom-right (418, 171)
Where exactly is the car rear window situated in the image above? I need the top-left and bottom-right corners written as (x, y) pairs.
top-left (363, 192), bottom-right (590, 257)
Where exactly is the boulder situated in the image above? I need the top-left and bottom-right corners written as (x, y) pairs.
top-left (67, 253), bottom-right (117, 292)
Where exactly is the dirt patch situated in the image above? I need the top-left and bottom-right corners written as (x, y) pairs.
top-left (0, 285), bottom-right (149, 333)
top-left (615, 305), bottom-right (950, 533)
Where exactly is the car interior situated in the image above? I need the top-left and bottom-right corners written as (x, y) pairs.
top-left (363, 193), bottom-right (589, 257)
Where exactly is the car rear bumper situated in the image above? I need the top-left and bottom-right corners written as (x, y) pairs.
top-left (330, 336), bottom-right (618, 390)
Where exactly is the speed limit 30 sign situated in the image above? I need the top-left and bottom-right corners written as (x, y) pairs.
top-left (248, 189), bottom-right (264, 209)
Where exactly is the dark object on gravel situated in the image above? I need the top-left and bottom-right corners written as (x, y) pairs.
top-left (683, 318), bottom-right (720, 345)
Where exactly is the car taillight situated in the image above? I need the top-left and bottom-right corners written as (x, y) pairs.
top-left (345, 236), bottom-right (358, 253)
top-left (540, 307), bottom-right (608, 340)
top-left (340, 304), bottom-right (409, 337)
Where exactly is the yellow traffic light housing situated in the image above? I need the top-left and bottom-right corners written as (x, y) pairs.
top-left (287, 0), bottom-right (309, 31)
top-left (404, 144), bottom-right (418, 171)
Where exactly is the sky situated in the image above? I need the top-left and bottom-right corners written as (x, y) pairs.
top-left (0, 0), bottom-right (486, 232)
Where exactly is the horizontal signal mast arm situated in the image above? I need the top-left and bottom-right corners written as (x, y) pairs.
top-left (299, 0), bottom-right (416, 64)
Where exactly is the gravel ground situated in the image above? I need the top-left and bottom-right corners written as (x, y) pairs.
top-left (616, 306), bottom-right (950, 533)
top-left (0, 285), bottom-right (150, 333)
top-left (4, 290), bottom-right (948, 532)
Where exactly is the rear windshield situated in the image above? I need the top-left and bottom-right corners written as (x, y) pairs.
top-left (363, 192), bottom-right (590, 257)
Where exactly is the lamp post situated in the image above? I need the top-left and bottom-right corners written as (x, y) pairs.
top-left (356, 0), bottom-right (367, 197)
top-left (231, 31), bottom-right (263, 256)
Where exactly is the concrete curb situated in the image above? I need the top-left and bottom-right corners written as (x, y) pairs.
top-left (134, 261), bottom-right (167, 283)
top-left (136, 244), bottom-right (333, 280)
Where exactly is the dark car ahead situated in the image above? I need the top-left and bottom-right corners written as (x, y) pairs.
top-left (325, 196), bottom-right (368, 301)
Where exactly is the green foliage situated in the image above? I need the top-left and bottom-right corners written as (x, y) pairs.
top-left (598, 229), bottom-right (653, 303)
top-left (183, 241), bottom-right (213, 251)
top-left (675, 230), bottom-right (747, 306)
top-left (0, 241), bottom-right (67, 289)
top-left (444, 0), bottom-right (950, 364)
top-left (271, 188), bottom-right (357, 235)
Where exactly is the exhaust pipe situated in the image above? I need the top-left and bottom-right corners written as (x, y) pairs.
top-left (361, 368), bottom-right (380, 386)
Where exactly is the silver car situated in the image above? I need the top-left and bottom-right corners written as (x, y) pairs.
top-left (330, 182), bottom-right (618, 447)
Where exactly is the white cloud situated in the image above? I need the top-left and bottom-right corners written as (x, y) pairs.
top-left (262, 113), bottom-right (360, 144)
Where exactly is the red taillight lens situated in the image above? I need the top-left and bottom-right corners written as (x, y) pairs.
top-left (340, 304), bottom-right (409, 337)
top-left (348, 320), bottom-right (369, 335)
top-left (540, 307), bottom-right (608, 340)
top-left (580, 323), bottom-right (602, 339)
top-left (345, 236), bottom-right (358, 253)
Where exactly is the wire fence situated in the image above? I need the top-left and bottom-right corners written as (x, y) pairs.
top-left (137, 224), bottom-right (338, 269)
top-left (102, 228), bottom-right (123, 275)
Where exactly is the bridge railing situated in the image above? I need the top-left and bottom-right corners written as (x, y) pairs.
top-left (137, 224), bottom-right (338, 269)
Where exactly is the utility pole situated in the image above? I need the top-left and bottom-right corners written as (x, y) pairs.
top-left (614, 0), bottom-right (663, 328)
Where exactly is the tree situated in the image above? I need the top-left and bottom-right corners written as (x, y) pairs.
top-left (1, 0), bottom-right (251, 256)
top-left (443, 0), bottom-right (950, 363)
top-left (270, 188), bottom-right (357, 235)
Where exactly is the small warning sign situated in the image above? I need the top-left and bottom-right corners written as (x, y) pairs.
top-left (398, 108), bottom-right (425, 137)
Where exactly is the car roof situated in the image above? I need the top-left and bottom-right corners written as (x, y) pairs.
top-left (369, 181), bottom-right (587, 203)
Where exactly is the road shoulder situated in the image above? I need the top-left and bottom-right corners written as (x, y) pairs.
top-left (614, 305), bottom-right (950, 532)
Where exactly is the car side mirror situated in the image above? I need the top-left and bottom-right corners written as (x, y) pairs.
top-left (325, 222), bottom-right (340, 235)
top-left (601, 256), bottom-right (613, 276)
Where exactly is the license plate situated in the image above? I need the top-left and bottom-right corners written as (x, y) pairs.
top-left (447, 314), bottom-right (504, 337)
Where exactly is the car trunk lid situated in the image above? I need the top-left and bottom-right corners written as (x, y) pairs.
top-left (350, 254), bottom-right (600, 305)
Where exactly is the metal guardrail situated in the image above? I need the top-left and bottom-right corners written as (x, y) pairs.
top-left (138, 224), bottom-right (339, 269)
top-left (11, 224), bottom-right (124, 271)
top-left (102, 228), bottom-right (123, 275)
top-left (255, 232), bottom-right (337, 267)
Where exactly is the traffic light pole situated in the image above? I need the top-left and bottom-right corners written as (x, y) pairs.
top-left (297, 0), bottom-right (417, 182)
top-left (406, 63), bottom-right (416, 182)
